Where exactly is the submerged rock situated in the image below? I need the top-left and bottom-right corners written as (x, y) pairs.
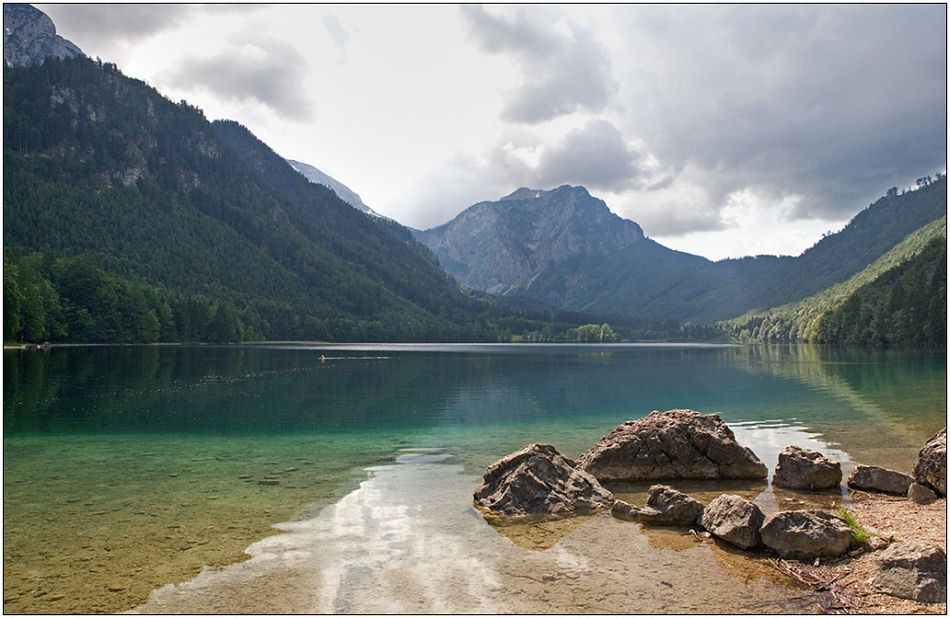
top-left (913, 428), bottom-right (946, 497)
top-left (473, 443), bottom-right (614, 518)
top-left (611, 499), bottom-right (641, 521)
top-left (873, 541), bottom-right (947, 603)
top-left (847, 465), bottom-right (913, 495)
top-left (700, 494), bottom-right (764, 550)
top-left (760, 510), bottom-right (852, 560)
top-left (771, 445), bottom-right (841, 491)
top-left (638, 485), bottom-right (705, 526)
top-left (577, 409), bottom-right (768, 483)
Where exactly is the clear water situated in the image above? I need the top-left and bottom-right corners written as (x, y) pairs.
top-left (3, 343), bottom-right (946, 613)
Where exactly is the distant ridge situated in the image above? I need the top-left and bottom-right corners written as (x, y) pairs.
top-left (415, 177), bottom-right (947, 323)
top-left (286, 158), bottom-right (385, 219)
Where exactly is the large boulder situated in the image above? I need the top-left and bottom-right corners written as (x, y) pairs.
top-left (760, 510), bottom-right (852, 560)
top-left (872, 541), bottom-right (947, 603)
top-left (771, 445), bottom-right (841, 491)
top-left (473, 443), bottom-right (614, 518)
top-left (577, 409), bottom-right (768, 483)
top-left (913, 428), bottom-right (946, 497)
top-left (700, 494), bottom-right (765, 550)
top-left (847, 465), bottom-right (914, 496)
top-left (638, 484), bottom-right (705, 526)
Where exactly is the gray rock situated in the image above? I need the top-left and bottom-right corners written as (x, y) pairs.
top-left (577, 409), bottom-right (768, 483)
top-left (908, 482), bottom-right (938, 505)
top-left (3, 4), bottom-right (83, 67)
top-left (473, 443), bottom-right (614, 518)
top-left (611, 499), bottom-right (641, 521)
top-left (847, 465), bottom-right (914, 495)
top-left (913, 428), bottom-right (946, 497)
top-left (873, 541), bottom-right (947, 603)
top-left (700, 494), bottom-right (765, 550)
top-left (638, 484), bottom-right (705, 526)
top-left (772, 445), bottom-right (842, 491)
top-left (760, 509), bottom-right (853, 560)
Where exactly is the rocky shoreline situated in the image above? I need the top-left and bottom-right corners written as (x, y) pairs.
top-left (474, 410), bottom-right (947, 613)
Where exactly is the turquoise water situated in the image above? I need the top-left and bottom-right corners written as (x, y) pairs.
top-left (4, 343), bottom-right (946, 613)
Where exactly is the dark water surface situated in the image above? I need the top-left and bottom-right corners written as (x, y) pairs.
top-left (4, 343), bottom-right (946, 613)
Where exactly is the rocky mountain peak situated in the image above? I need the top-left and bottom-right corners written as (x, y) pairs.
top-left (4, 4), bottom-right (83, 67)
top-left (414, 185), bottom-right (645, 294)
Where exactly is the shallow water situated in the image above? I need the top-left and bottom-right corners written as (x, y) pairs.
top-left (3, 343), bottom-right (946, 613)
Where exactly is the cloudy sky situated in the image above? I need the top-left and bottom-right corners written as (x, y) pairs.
top-left (39, 4), bottom-right (946, 260)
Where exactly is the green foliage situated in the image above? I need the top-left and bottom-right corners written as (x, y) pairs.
top-left (832, 506), bottom-right (871, 548)
top-left (723, 217), bottom-right (947, 347)
top-left (815, 236), bottom-right (946, 347)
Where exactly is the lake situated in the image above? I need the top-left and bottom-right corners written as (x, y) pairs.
top-left (3, 343), bottom-right (946, 613)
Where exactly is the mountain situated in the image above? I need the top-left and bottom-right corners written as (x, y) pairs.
top-left (414, 185), bottom-right (647, 294)
top-left (724, 216), bottom-right (947, 343)
top-left (285, 158), bottom-right (383, 218)
top-left (3, 3), bottom-right (82, 67)
top-left (3, 52), bottom-right (520, 342)
top-left (416, 178), bottom-right (946, 324)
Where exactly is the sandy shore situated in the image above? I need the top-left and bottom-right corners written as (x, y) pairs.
top-left (811, 494), bottom-right (947, 614)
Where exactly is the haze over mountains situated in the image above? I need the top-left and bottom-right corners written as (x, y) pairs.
top-left (3, 5), bottom-right (946, 346)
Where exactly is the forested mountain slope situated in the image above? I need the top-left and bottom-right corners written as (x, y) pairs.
top-left (724, 216), bottom-right (947, 344)
top-left (2, 56), bottom-right (512, 342)
top-left (740, 177), bottom-right (947, 311)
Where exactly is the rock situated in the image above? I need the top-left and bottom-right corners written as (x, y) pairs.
top-left (700, 494), bottom-right (765, 550)
top-left (868, 536), bottom-right (891, 551)
top-left (847, 465), bottom-right (914, 495)
top-left (913, 428), bottom-right (946, 497)
top-left (473, 443), bottom-right (614, 518)
top-left (872, 541), bottom-right (947, 603)
top-left (772, 445), bottom-right (841, 491)
top-left (611, 499), bottom-right (641, 521)
top-left (3, 4), bottom-right (83, 68)
top-left (638, 484), bottom-right (705, 526)
top-left (908, 482), bottom-right (938, 505)
top-left (760, 509), bottom-right (852, 560)
top-left (577, 410), bottom-right (768, 483)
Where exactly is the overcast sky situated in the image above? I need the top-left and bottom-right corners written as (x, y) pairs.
top-left (39, 4), bottom-right (946, 260)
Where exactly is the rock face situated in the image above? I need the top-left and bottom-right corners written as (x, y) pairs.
top-left (772, 445), bottom-right (842, 491)
top-left (760, 510), bottom-right (853, 560)
top-left (414, 185), bottom-right (645, 295)
top-left (913, 428), bottom-right (946, 497)
top-left (3, 4), bottom-right (83, 67)
top-left (873, 542), bottom-right (947, 603)
top-left (847, 465), bottom-right (914, 495)
top-left (473, 443), bottom-right (614, 518)
top-left (700, 494), bottom-right (765, 550)
top-left (577, 410), bottom-right (768, 483)
top-left (638, 485), bottom-right (705, 526)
